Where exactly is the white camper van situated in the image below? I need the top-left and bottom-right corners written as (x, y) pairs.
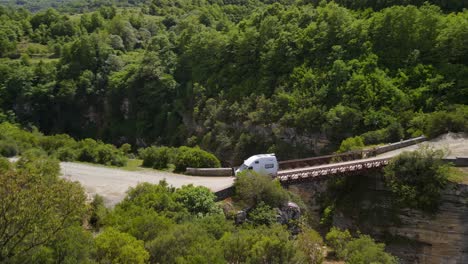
top-left (235, 154), bottom-right (278, 177)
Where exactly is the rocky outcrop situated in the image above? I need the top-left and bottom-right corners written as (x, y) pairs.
top-left (381, 183), bottom-right (468, 264)
top-left (287, 174), bottom-right (468, 264)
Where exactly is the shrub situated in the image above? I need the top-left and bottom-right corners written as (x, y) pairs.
top-left (89, 194), bottom-right (108, 231)
top-left (39, 134), bottom-right (77, 155)
top-left (248, 201), bottom-right (277, 226)
top-left (337, 136), bottom-right (364, 153)
top-left (173, 146), bottom-right (221, 172)
top-left (424, 106), bottom-right (468, 138)
top-left (234, 171), bottom-right (289, 208)
top-left (345, 235), bottom-right (398, 264)
top-left (76, 139), bottom-right (127, 166)
top-left (0, 122), bottom-right (39, 151)
top-left (0, 140), bottom-right (19, 157)
top-left (119, 143), bottom-right (132, 155)
top-left (54, 147), bottom-right (78, 161)
top-left (77, 138), bottom-right (99, 163)
top-left (95, 228), bottom-right (149, 264)
top-left (139, 146), bottom-right (171, 169)
top-left (95, 144), bottom-right (118, 165)
top-left (361, 123), bottom-right (404, 145)
top-left (296, 228), bottom-right (325, 264)
top-left (386, 122), bottom-right (404, 142)
top-left (384, 146), bottom-right (450, 212)
top-left (361, 129), bottom-right (387, 145)
top-left (326, 227), bottom-right (352, 259)
top-left (174, 184), bottom-right (221, 215)
top-left (0, 157), bottom-right (10, 172)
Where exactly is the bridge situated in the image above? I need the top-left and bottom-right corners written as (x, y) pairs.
top-left (278, 157), bottom-right (391, 184)
top-left (274, 136), bottom-right (430, 184)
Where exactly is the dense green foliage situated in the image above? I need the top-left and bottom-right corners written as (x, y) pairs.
top-left (337, 136), bottom-right (364, 153)
top-left (0, 146), bottom-right (401, 263)
top-left (138, 145), bottom-right (221, 171)
top-left (139, 146), bottom-right (172, 169)
top-left (0, 0), bottom-right (466, 165)
top-left (0, 155), bottom-right (89, 262)
top-left (102, 179), bottom-right (326, 263)
top-left (95, 227), bottom-right (149, 264)
top-left (326, 227), bottom-right (398, 264)
top-left (0, 122), bottom-right (128, 166)
top-left (234, 171), bottom-right (289, 208)
top-left (384, 146), bottom-right (450, 212)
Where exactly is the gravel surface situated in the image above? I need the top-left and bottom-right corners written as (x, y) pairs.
top-left (60, 162), bottom-right (234, 207)
top-left (7, 133), bottom-right (467, 207)
top-left (278, 133), bottom-right (468, 174)
top-left (376, 132), bottom-right (468, 158)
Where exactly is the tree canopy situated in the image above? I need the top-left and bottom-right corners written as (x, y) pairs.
top-left (0, 0), bottom-right (466, 165)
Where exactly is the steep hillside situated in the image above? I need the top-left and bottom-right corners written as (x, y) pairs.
top-left (0, 0), bottom-right (467, 165)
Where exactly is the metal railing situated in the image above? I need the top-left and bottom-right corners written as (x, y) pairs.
top-left (278, 158), bottom-right (391, 184)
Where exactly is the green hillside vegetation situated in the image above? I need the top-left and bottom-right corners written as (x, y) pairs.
top-left (0, 1), bottom-right (467, 165)
top-left (1, 152), bottom-right (399, 263)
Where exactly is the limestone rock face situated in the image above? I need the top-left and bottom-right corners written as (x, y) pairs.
top-left (288, 176), bottom-right (468, 264)
top-left (383, 183), bottom-right (468, 264)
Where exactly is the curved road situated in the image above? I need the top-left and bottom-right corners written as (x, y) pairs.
top-left (64, 133), bottom-right (467, 207)
top-left (59, 163), bottom-right (234, 207)
top-left (9, 133), bottom-right (466, 207)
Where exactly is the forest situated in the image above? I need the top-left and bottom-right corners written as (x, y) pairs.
top-left (2, 151), bottom-right (407, 263)
top-left (0, 0), bottom-right (467, 166)
top-left (1, 0), bottom-right (467, 263)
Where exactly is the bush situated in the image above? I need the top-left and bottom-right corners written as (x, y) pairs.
top-left (95, 228), bottom-right (149, 264)
top-left (326, 228), bottom-right (397, 263)
top-left (54, 147), bottom-right (78, 161)
top-left (345, 235), bottom-right (398, 264)
top-left (0, 122), bottom-right (39, 152)
top-left (384, 146), bottom-right (450, 212)
top-left (120, 143), bottom-right (132, 155)
top-left (95, 144), bottom-right (127, 166)
top-left (139, 146), bottom-right (172, 169)
top-left (326, 227), bottom-right (352, 259)
top-left (361, 123), bottom-right (404, 145)
top-left (173, 146), bottom-right (221, 172)
top-left (77, 138), bottom-right (99, 163)
top-left (89, 194), bottom-right (108, 231)
top-left (0, 140), bottom-right (19, 157)
top-left (234, 171), bottom-right (289, 208)
top-left (39, 134), bottom-right (77, 155)
top-left (337, 136), bottom-right (364, 153)
top-left (174, 184), bottom-right (221, 215)
top-left (0, 157), bottom-right (10, 172)
top-left (76, 139), bottom-right (127, 166)
top-left (424, 106), bottom-right (468, 138)
top-left (295, 228), bottom-right (325, 264)
top-left (361, 129), bottom-right (387, 145)
top-left (248, 201), bottom-right (277, 226)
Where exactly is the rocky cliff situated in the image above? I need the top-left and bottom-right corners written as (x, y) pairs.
top-left (288, 173), bottom-right (468, 263)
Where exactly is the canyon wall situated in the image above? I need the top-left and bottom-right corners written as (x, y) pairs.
top-left (287, 174), bottom-right (468, 263)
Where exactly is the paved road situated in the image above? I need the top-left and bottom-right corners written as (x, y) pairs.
top-left (9, 133), bottom-right (466, 207)
top-left (59, 163), bottom-right (234, 207)
top-left (280, 132), bottom-right (468, 174)
top-left (375, 132), bottom-right (468, 159)
top-left (7, 156), bottom-right (234, 207)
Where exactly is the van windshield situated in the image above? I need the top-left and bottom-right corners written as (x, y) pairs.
top-left (239, 164), bottom-right (248, 171)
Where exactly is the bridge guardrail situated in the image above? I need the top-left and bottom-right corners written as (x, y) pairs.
top-left (278, 136), bottom-right (427, 170)
top-left (185, 167), bottom-right (234, 176)
top-left (278, 158), bottom-right (391, 184)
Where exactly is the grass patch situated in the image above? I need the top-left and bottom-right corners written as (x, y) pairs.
top-left (73, 159), bottom-right (143, 171)
top-left (447, 167), bottom-right (468, 183)
top-left (123, 159), bottom-right (143, 171)
top-left (72, 159), bottom-right (180, 173)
